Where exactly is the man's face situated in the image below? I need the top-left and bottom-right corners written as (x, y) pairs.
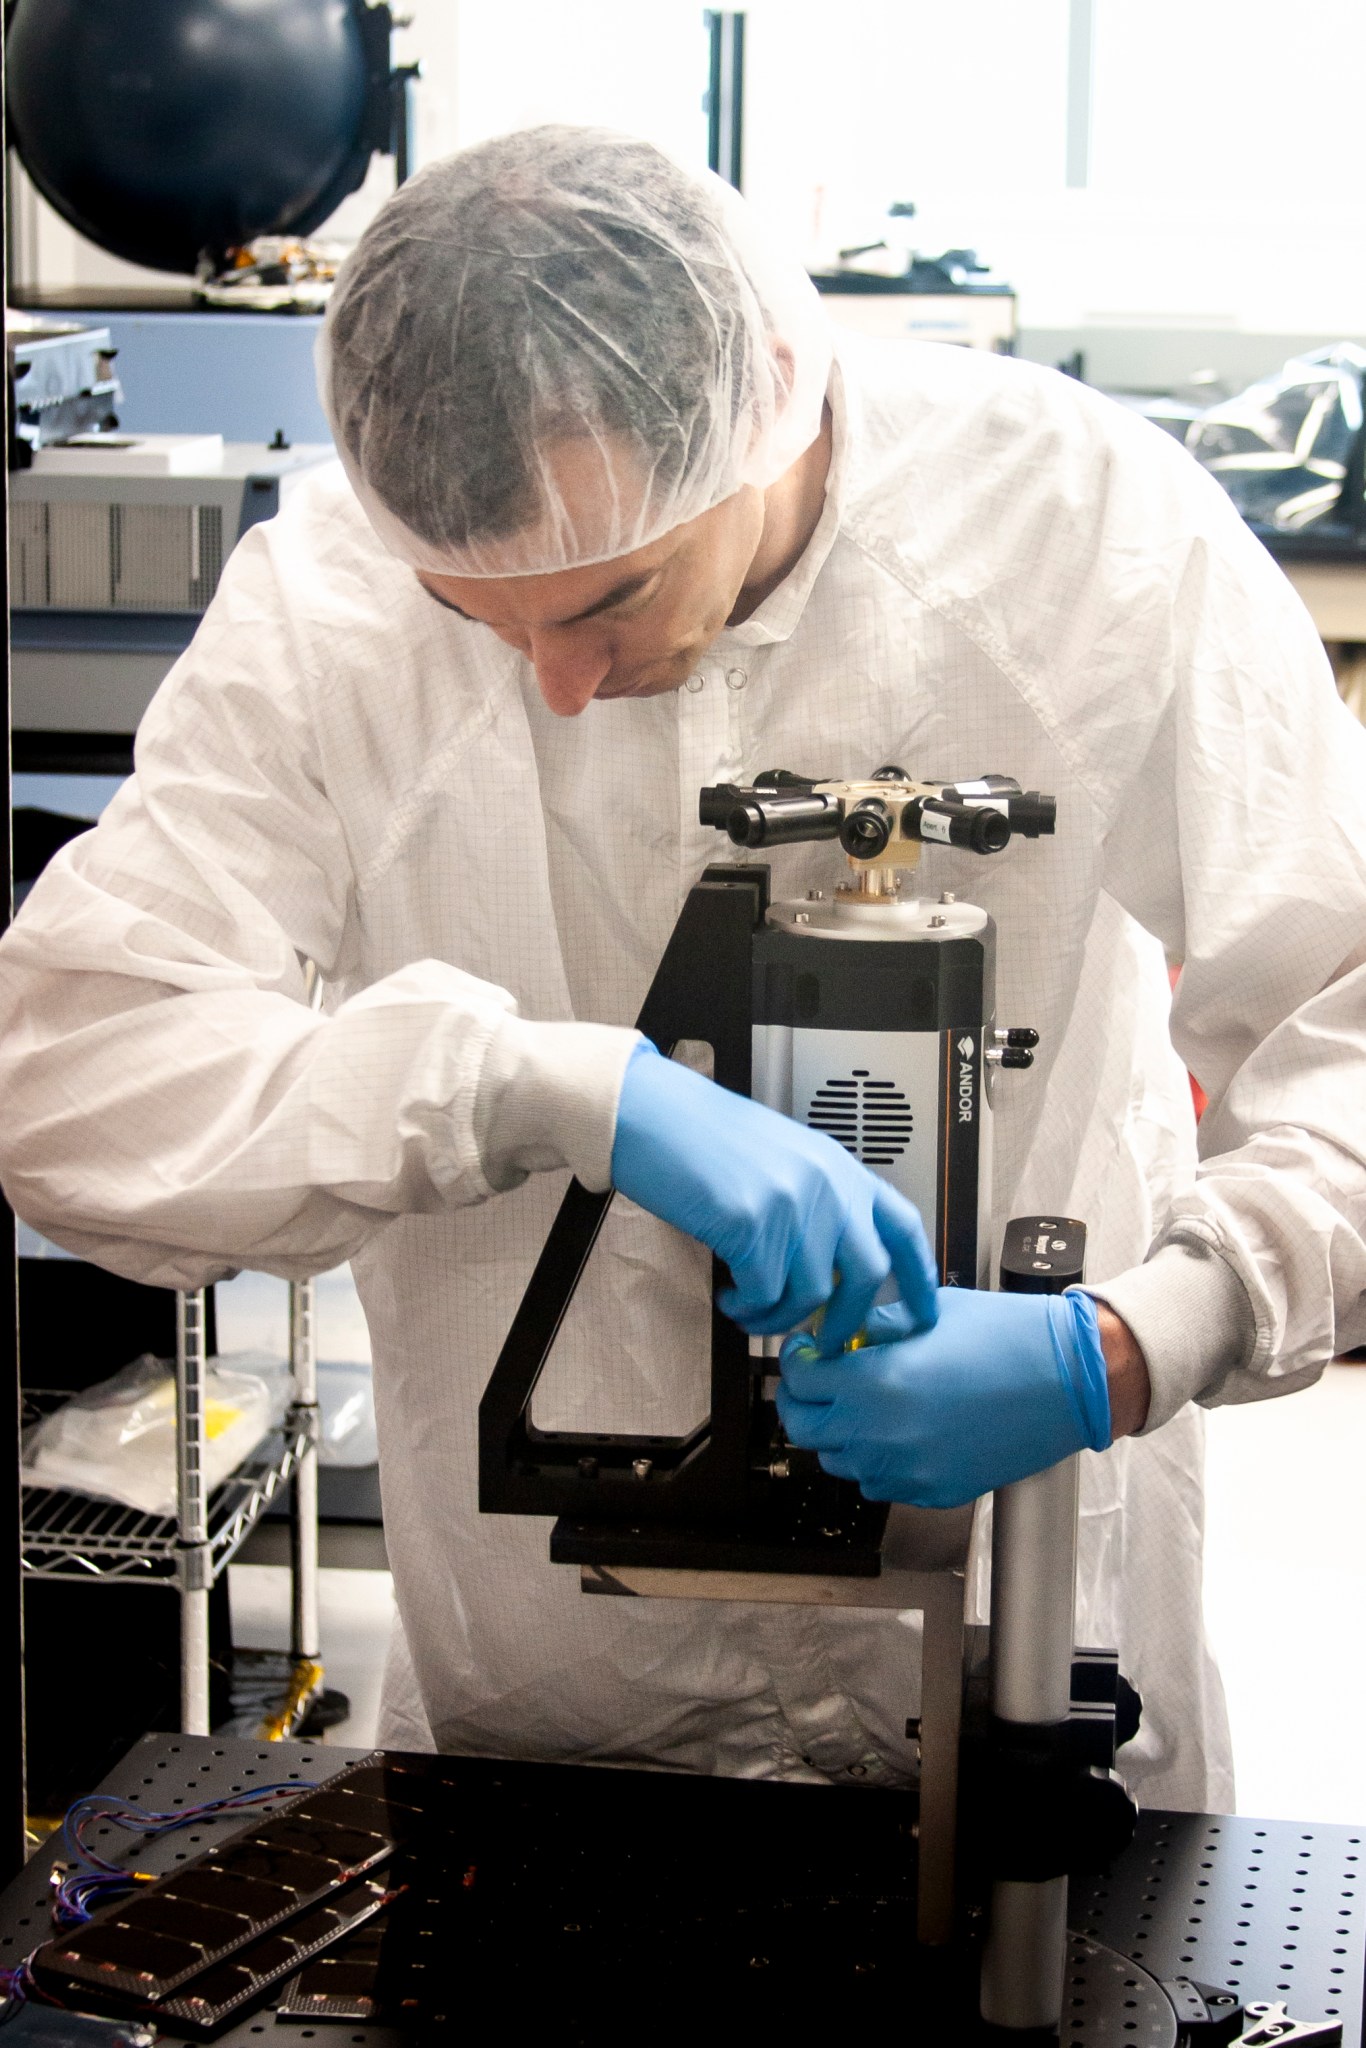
top-left (418, 481), bottom-right (767, 719)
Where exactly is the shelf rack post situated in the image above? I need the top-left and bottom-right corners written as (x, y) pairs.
top-left (174, 1288), bottom-right (212, 1736)
top-left (288, 1278), bottom-right (321, 1683)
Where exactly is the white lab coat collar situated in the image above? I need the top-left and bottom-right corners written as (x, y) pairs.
top-left (713, 353), bottom-right (853, 651)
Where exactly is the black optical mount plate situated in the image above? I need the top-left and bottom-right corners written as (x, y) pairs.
top-left (550, 1482), bottom-right (892, 1575)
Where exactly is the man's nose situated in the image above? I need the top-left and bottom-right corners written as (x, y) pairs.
top-left (528, 630), bottom-right (612, 717)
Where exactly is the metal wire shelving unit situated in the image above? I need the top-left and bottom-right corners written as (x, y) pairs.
top-left (20, 1279), bottom-right (323, 1739)
top-left (19, 1418), bottom-right (306, 1582)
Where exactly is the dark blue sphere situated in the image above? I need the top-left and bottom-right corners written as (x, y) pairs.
top-left (7, 0), bottom-right (385, 274)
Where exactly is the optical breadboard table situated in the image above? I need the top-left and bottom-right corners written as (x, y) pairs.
top-left (0, 1736), bottom-right (1360, 2043)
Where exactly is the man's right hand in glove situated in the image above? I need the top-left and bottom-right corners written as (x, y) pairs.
top-left (610, 1040), bottom-right (939, 1352)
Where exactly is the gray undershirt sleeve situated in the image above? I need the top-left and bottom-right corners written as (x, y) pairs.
top-left (1085, 1239), bottom-right (1258, 1434)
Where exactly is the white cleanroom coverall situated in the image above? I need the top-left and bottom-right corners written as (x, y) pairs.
top-left (2, 339), bottom-right (1364, 1811)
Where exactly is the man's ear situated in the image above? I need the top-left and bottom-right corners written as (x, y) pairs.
top-left (745, 339), bottom-right (797, 455)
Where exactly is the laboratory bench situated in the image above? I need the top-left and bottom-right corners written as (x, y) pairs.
top-left (0, 1733), bottom-right (1360, 2042)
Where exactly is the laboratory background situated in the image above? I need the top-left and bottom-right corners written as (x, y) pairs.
top-left (0, 2), bottom-right (1364, 2041)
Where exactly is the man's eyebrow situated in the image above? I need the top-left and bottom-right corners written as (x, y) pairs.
top-left (418, 582), bottom-right (473, 620)
top-left (561, 570), bottom-right (657, 624)
top-left (417, 570), bottom-right (658, 628)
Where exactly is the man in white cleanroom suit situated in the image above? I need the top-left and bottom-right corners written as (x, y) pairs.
top-left (2, 129), bottom-right (1364, 1813)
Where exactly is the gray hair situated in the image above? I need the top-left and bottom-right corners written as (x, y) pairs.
top-left (317, 125), bottom-right (832, 577)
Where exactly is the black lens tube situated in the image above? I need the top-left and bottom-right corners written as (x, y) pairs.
top-left (838, 797), bottom-right (893, 859)
top-left (725, 793), bottom-right (843, 847)
top-left (913, 797), bottom-right (1011, 855)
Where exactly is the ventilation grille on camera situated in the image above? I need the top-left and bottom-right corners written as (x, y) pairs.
top-left (806, 1069), bottom-right (914, 1165)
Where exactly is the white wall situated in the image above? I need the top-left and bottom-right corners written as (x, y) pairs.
top-left (13, 0), bottom-right (1366, 339)
top-left (742, 0), bottom-right (1366, 335)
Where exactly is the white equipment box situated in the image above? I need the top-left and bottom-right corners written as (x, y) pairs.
top-left (10, 433), bottom-right (335, 735)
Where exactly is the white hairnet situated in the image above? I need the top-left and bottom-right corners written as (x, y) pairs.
top-left (317, 125), bottom-right (834, 578)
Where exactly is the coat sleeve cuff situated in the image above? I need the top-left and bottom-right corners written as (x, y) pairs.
top-left (472, 1013), bottom-right (642, 1195)
top-left (1084, 1239), bottom-right (1257, 1435)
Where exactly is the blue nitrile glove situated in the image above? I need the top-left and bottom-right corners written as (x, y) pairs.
top-left (610, 1041), bottom-right (938, 1350)
top-left (776, 1285), bottom-right (1111, 1509)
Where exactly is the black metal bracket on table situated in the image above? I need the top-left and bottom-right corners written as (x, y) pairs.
top-left (477, 863), bottom-right (892, 1578)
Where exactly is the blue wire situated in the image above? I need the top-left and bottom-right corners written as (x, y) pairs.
top-left (62, 1782), bottom-right (312, 1878)
top-left (11, 1776), bottom-right (324, 1995)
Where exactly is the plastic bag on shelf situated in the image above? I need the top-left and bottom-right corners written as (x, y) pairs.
top-left (234, 1353), bottom-right (379, 1467)
top-left (1185, 341), bottom-right (1366, 534)
top-left (316, 1359), bottom-right (379, 1468)
top-left (21, 1351), bottom-right (288, 1518)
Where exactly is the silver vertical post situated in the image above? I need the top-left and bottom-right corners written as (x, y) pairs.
top-left (979, 1455), bottom-right (1079, 2032)
top-left (704, 10), bottom-right (745, 190)
top-left (175, 1288), bottom-right (212, 1736)
top-left (289, 1277), bottom-right (320, 1670)
top-left (1065, 0), bottom-right (1095, 188)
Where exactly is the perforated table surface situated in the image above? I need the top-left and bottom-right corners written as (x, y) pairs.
top-left (0, 1735), bottom-right (1361, 2042)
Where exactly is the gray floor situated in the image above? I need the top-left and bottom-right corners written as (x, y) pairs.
top-left (230, 1361), bottom-right (1366, 1822)
top-left (228, 1561), bottom-right (394, 1746)
top-left (1203, 1360), bottom-right (1366, 1822)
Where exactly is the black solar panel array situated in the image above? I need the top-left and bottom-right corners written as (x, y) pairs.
top-left (31, 1757), bottom-right (418, 2018)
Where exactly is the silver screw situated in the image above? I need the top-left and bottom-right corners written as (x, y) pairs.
top-left (1031, 1259), bottom-right (1052, 1271)
top-left (768, 1457), bottom-right (791, 1480)
top-left (807, 889), bottom-right (824, 901)
top-left (794, 911), bottom-right (810, 925)
top-left (939, 891), bottom-right (956, 904)
top-left (632, 1457), bottom-right (653, 1480)
top-left (928, 913), bottom-right (946, 929)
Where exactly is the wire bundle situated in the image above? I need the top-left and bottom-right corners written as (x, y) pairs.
top-left (0, 1779), bottom-right (315, 2007)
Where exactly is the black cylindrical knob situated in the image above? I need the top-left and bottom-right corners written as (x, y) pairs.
top-left (698, 783), bottom-right (744, 828)
top-left (1010, 792), bottom-right (1057, 837)
top-left (999, 1216), bottom-right (1087, 1294)
top-left (839, 797), bottom-right (893, 858)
